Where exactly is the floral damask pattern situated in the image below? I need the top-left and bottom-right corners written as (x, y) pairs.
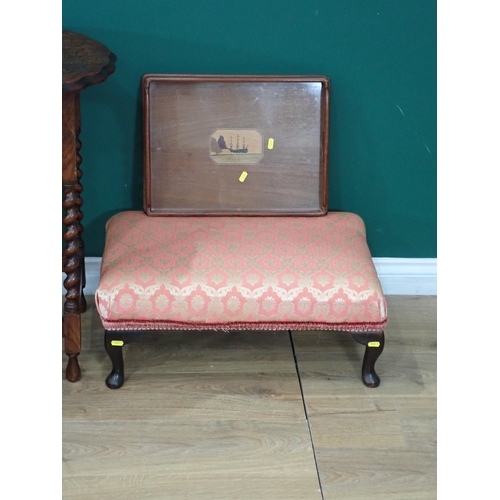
top-left (96, 211), bottom-right (387, 332)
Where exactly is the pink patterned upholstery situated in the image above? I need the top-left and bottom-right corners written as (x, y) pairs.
top-left (95, 211), bottom-right (387, 332)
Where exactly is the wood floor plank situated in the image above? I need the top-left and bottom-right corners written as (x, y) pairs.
top-left (315, 448), bottom-right (436, 500)
top-left (75, 337), bottom-right (300, 376)
top-left (394, 397), bottom-right (437, 452)
top-left (63, 473), bottom-right (322, 500)
top-left (63, 372), bottom-right (306, 422)
top-left (303, 396), bottom-right (406, 448)
top-left (292, 351), bottom-right (436, 398)
top-left (63, 393), bottom-right (320, 498)
top-left (291, 296), bottom-right (437, 500)
top-left (63, 295), bottom-right (437, 499)
top-left (63, 419), bottom-right (317, 475)
top-left (63, 298), bottom-right (321, 498)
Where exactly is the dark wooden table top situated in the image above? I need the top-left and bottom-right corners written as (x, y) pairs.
top-left (62, 30), bottom-right (117, 92)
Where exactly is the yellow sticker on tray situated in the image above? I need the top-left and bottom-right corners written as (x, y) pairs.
top-left (368, 341), bottom-right (380, 348)
top-left (267, 138), bottom-right (274, 149)
top-left (239, 171), bottom-right (248, 182)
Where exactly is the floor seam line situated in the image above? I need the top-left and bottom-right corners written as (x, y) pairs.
top-left (289, 330), bottom-right (325, 500)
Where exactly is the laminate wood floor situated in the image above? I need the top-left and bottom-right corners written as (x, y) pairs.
top-left (62, 296), bottom-right (436, 499)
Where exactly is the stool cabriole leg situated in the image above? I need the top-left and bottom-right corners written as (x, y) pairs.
top-left (351, 330), bottom-right (385, 388)
top-left (104, 331), bottom-right (126, 389)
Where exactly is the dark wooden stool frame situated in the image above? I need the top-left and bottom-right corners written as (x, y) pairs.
top-left (103, 330), bottom-right (385, 389)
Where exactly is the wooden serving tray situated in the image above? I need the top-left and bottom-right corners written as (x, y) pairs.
top-left (143, 74), bottom-right (330, 215)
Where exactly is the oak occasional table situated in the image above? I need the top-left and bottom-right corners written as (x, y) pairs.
top-left (62, 30), bottom-right (116, 381)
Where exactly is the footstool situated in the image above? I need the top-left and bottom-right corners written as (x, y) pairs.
top-left (95, 211), bottom-right (387, 389)
top-left (94, 74), bottom-right (388, 389)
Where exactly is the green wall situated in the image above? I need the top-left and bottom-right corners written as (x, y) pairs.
top-left (63, 0), bottom-right (436, 258)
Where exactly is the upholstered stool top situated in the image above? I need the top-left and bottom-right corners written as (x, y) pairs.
top-left (95, 211), bottom-right (387, 332)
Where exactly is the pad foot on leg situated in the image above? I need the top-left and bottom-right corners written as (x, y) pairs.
top-left (351, 331), bottom-right (385, 388)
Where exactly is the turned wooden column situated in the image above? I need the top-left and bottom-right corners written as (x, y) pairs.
top-left (62, 30), bottom-right (116, 381)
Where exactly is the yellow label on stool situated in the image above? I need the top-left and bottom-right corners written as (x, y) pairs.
top-left (267, 138), bottom-right (274, 149)
top-left (239, 171), bottom-right (248, 182)
top-left (368, 341), bottom-right (380, 348)
top-left (111, 340), bottom-right (124, 347)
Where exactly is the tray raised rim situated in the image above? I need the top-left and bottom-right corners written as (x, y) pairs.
top-left (142, 74), bottom-right (330, 216)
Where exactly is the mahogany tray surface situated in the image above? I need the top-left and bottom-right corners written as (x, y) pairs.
top-left (143, 75), bottom-right (330, 216)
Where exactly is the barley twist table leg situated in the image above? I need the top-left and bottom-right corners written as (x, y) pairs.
top-left (74, 93), bottom-right (87, 313)
top-left (62, 91), bottom-right (82, 382)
